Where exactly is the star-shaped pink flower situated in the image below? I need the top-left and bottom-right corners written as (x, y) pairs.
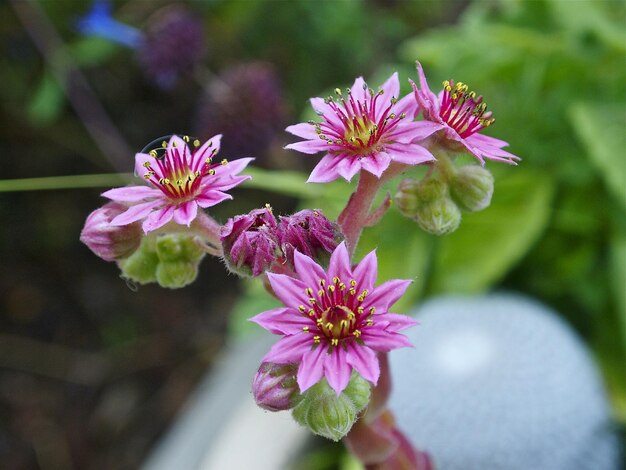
top-left (285, 73), bottom-right (435, 183)
top-left (102, 135), bottom-right (253, 233)
top-left (411, 61), bottom-right (520, 165)
top-left (251, 242), bottom-right (416, 395)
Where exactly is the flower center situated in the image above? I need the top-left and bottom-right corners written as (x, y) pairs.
top-left (299, 277), bottom-right (376, 348)
top-left (439, 80), bottom-right (495, 139)
top-left (141, 136), bottom-right (224, 202)
top-left (310, 87), bottom-right (406, 156)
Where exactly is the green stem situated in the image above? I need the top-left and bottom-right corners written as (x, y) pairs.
top-left (0, 173), bottom-right (133, 192)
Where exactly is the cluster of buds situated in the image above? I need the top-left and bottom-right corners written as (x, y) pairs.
top-left (118, 233), bottom-right (206, 289)
top-left (220, 206), bottom-right (341, 277)
top-left (395, 162), bottom-right (494, 235)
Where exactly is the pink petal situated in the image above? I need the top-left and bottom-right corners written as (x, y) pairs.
top-left (264, 334), bottom-right (313, 364)
top-left (109, 199), bottom-right (161, 226)
top-left (102, 185), bottom-right (162, 202)
top-left (393, 93), bottom-right (419, 119)
top-left (142, 204), bottom-right (175, 233)
top-left (310, 97), bottom-right (343, 127)
top-left (352, 249), bottom-right (377, 292)
top-left (293, 250), bottom-right (327, 289)
top-left (337, 156), bottom-right (362, 182)
top-left (324, 347), bottom-right (352, 395)
top-left (465, 132), bottom-right (510, 149)
top-left (379, 72), bottom-right (400, 102)
top-left (194, 134), bottom-right (222, 166)
top-left (195, 191), bottom-right (233, 208)
top-left (134, 153), bottom-right (161, 179)
top-left (350, 77), bottom-right (368, 102)
top-left (209, 175), bottom-right (252, 192)
top-left (361, 329), bottom-right (412, 352)
top-left (172, 201), bottom-right (198, 226)
top-left (286, 123), bottom-right (320, 140)
top-left (327, 242), bottom-right (353, 283)
top-left (216, 157), bottom-right (254, 177)
top-left (285, 139), bottom-right (329, 155)
top-left (297, 345), bottom-right (327, 392)
top-left (307, 154), bottom-right (343, 183)
top-left (360, 152), bottom-right (391, 178)
top-left (387, 120), bottom-right (444, 144)
top-left (346, 344), bottom-right (380, 384)
top-left (459, 139), bottom-right (486, 165)
top-left (250, 307), bottom-right (310, 335)
top-left (267, 272), bottom-right (311, 308)
top-left (385, 143), bottom-right (435, 166)
top-left (362, 279), bottom-right (412, 312)
top-left (374, 313), bottom-right (418, 332)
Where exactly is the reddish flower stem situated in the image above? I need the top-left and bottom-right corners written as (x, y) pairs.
top-left (338, 163), bottom-right (408, 257)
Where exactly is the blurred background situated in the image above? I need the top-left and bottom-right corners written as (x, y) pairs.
top-left (0, 0), bottom-right (624, 469)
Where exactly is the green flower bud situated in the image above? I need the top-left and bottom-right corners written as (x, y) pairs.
top-left (155, 234), bottom-right (204, 263)
top-left (395, 178), bottom-right (420, 218)
top-left (155, 260), bottom-right (199, 289)
top-left (415, 197), bottom-right (461, 236)
top-left (416, 176), bottom-right (448, 203)
top-left (450, 165), bottom-right (494, 212)
top-left (118, 237), bottom-right (159, 284)
top-left (343, 373), bottom-right (371, 413)
top-left (292, 379), bottom-right (357, 441)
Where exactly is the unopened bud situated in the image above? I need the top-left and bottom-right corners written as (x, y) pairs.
top-left (277, 209), bottom-right (341, 268)
top-left (80, 202), bottom-right (143, 261)
top-left (450, 165), bottom-right (494, 212)
top-left (155, 234), bottom-right (204, 263)
top-left (253, 362), bottom-right (300, 412)
top-left (220, 207), bottom-right (280, 277)
top-left (415, 197), bottom-right (461, 236)
top-left (395, 178), bottom-right (420, 217)
top-left (292, 379), bottom-right (358, 441)
top-left (343, 373), bottom-right (371, 413)
top-left (118, 237), bottom-right (159, 284)
top-left (155, 260), bottom-right (198, 289)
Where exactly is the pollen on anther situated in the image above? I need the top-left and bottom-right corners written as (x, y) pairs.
top-left (319, 279), bottom-right (326, 287)
top-left (305, 287), bottom-right (313, 296)
top-left (143, 161), bottom-right (152, 168)
top-left (357, 306), bottom-right (364, 314)
top-left (193, 139), bottom-right (201, 147)
top-left (298, 305), bottom-right (306, 313)
top-left (353, 330), bottom-right (361, 338)
top-left (369, 307), bottom-right (376, 314)
top-left (303, 326), bottom-right (309, 332)
top-left (221, 159), bottom-right (228, 165)
top-left (331, 338), bottom-right (339, 346)
top-left (208, 169), bottom-right (216, 175)
top-left (183, 135), bottom-right (190, 142)
top-left (149, 150), bottom-right (158, 157)
top-left (313, 336), bottom-right (321, 344)
top-left (308, 309), bottom-right (315, 317)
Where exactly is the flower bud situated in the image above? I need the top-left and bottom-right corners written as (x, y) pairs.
top-left (415, 197), bottom-right (461, 236)
top-left (395, 178), bottom-right (420, 218)
top-left (292, 379), bottom-right (358, 441)
top-left (252, 362), bottom-right (300, 412)
top-left (155, 234), bottom-right (204, 263)
top-left (416, 177), bottom-right (448, 203)
top-left (277, 209), bottom-right (340, 268)
top-left (155, 260), bottom-right (198, 289)
top-left (220, 207), bottom-right (280, 277)
top-left (80, 202), bottom-right (143, 261)
top-left (450, 165), bottom-right (494, 212)
top-left (118, 237), bottom-right (159, 284)
top-left (343, 373), bottom-right (371, 413)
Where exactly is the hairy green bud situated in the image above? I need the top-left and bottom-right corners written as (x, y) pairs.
top-left (451, 165), bottom-right (494, 212)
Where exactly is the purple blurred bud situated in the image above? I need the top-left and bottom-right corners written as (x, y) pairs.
top-left (137, 5), bottom-right (206, 88)
top-left (253, 362), bottom-right (299, 412)
top-left (80, 202), bottom-right (143, 261)
top-left (195, 62), bottom-right (287, 163)
top-left (277, 209), bottom-right (341, 268)
top-left (220, 207), bottom-right (280, 277)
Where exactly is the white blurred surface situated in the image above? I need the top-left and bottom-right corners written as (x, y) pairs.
top-left (389, 294), bottom-right (621, 470)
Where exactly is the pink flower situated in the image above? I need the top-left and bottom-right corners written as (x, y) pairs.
top-left (285, 73), bottom-right (435, 183)
top-left (102, 135), bottom-right (253, 233)
top-left (251, 242), bottom-right (416, 395)
top-left (411, 61), bottom-right (520, 165)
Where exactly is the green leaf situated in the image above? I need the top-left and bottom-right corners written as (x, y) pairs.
top-left (27, 72), bottom-right (65, 126)
top-left (427, 170), bottom-right (554, 295)
top-left (568, 102), bottom-right (626, 209)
